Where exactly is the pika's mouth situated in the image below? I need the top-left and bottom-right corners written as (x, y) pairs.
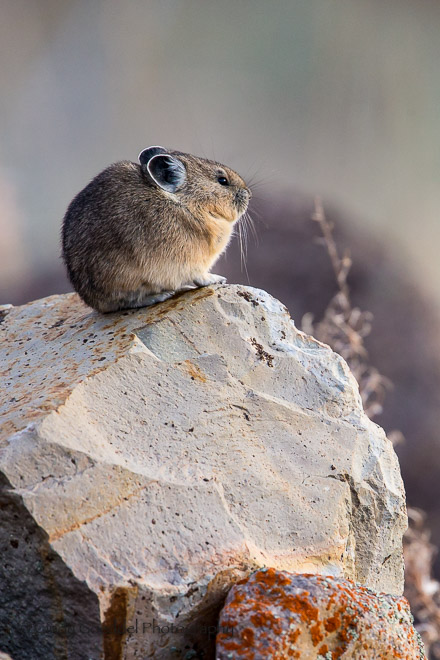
top-left (234, 188), bottom-right (251, 214)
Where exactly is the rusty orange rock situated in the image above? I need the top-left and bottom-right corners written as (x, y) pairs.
top-left (216, 569), bottom-right (425, 659)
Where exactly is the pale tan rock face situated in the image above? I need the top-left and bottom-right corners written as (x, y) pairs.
top-left (0, 285), bottom-right (406, 659)
top-left (216, 569), bottom-right (425, 659)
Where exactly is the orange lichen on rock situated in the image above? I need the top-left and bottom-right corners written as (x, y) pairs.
top-left (250, 609), bottom-right (282, 632)
top-left (216, 569), bottom-right (425, 659)
top-left (255, 567), bottom-right (291, 589)
top-left (324, 612), bottom-right (341, 633)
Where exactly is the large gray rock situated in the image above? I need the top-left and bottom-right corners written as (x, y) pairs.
top-left (0, 285), bottom-right (406, 659)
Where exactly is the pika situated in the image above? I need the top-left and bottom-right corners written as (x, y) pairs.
top-left (62, 146), bottom-right (251, 313)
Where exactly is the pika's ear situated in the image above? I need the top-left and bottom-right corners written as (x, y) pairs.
top-left (138, 146), bottom-right (167, 167)
top-left (146, 154), bottom-right (186, 193)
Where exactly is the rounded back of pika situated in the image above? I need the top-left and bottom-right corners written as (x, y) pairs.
top-left (62, 147), bottom-right (251, 312)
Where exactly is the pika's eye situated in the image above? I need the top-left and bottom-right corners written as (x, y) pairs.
top-left (217, 176), bottom-right (229, 186)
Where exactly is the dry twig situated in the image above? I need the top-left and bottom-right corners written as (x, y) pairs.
top-left (404, 508), bottom-right (440, 658)
top-left (302, 198), bottom-right (390, 419)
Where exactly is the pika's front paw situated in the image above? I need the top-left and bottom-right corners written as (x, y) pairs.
top-left (193, 273), bottom-right (227, 287)
top-left (139, 290), bottom-right (176, 307)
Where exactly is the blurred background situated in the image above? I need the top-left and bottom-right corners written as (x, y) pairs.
top-left (1, 0), bottom-right (440, 653)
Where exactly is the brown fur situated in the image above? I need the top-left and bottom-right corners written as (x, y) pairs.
top-left (62, 149), bottom-right (250, 312)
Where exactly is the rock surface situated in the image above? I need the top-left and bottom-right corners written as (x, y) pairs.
top-left (0, 285), bottom-right (406, 659)
top-left (216, 568), bottom-right (424, 659)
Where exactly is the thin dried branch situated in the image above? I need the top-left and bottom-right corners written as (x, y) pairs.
top-left (303, 198), bottom-right (391, 419)
top-left (404, 508), bottom-right (440, 658)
